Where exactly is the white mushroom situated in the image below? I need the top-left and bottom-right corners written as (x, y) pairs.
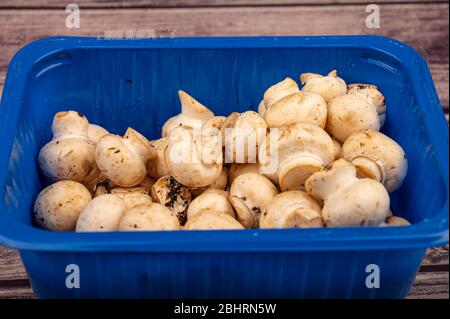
top-left (187, 189), bottom-right (235, 220)
top-left (151, 175), bottom-right (191, 224)
top-left (305, 159), bottom-right (390, 227)
top-left (184, 211), bottom-right (244, 230)
top-left (221, 111), bottom-right (267, 163)
top-left (229, 172), bottom-right (278, 228)
top-left (228, 163), bottom-right (260, 184)
top-left (341, 129), bottom-right (408, 192)
top-left (118, 203), bottom-right (180, 231)
top-left (348, 84), bottom-right (386, 126)
top-left (381, 216), bottom-right (411, 227)
top-left (33, 180), bottom-right (92, 231)
top-left (190, 166), bottom-right (229, 198)
top-left (326, 93), bottom-right (381, 143)
top-left (95, 127), bottom-right (156, 187)
top-left (76, 194), bottom-right (126, 232)
top-left (110, 187), bottom-right (153, 209)
top-left (300, 70), bottom-right (347, 102)
top-left (260, 191), bottom-right (323, 229)
top-left (38, 111), bottom-right (99, 183)
top-left (331, 137), bottom-right (342, 160)
top-left (162, 90), bottom-right (214, 137)
top-left (259, 77), bottom-right (300, 117)
top-left (165, 121), bottom-right (223, 188)
top-left (146, 138), bottom-right (170, 179)
top-left (264, 91), bottom-right (327, 128)
top-left (258, 122), bottom-right (335, 191)
top-left (88, 124), bottom-right (109, 143)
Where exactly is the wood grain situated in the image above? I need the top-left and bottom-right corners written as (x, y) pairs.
top-left (407, 272), bottom-right (449, 299)
top-left (0, 1), bottom-right (445, 9)
top-left (0, 4), bottom-right (448, 110)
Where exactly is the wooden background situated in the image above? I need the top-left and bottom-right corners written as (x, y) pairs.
top-left (0, 0), bottom-right (448, 298)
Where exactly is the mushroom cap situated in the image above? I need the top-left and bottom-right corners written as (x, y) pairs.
top-left (162, 90), bottom-right (214, 137)
top-left (139, 176), bottom-right (156, 193)
top-left (222, 111), bottom-right (267, 163)
top-left (341, 129), bottom-right (408, 192)
top-left (38, 137), bottom-right (99, 183)
top-left (300, 70), bottom-right (347, 102)
top-left (258, 100), bottom-right (268, 117)
top-left (259, 122), bottom-right (335, 191)
top-left (229, 172), bottom-right (278, 228)
top-left (331, 137), bottom-right (342, 160)
top-left (33, 180), bottom-right (92, 231)
top-left (190, 167), bottom-right (229, 198)
top-left (95, 134), bottom-right (147, 187)
top-left (264, 91), bottom-right (327, 128)
top-left (184, 211), bottom-right (244, 230)
top-left (305, 159), bottom-right (390, 227)
top-left (51, 111), bottom-right (89, 137)
top-left (263, 77), bottom-right (300, 108)
top-left (147, 138), bottom-right (170, 179)
top-left (382, 216), bottom-right (411, 227)
top-left (111, 187), bottom-right (153, 209)
top-left (260, 191), bottom-right (323, 229)
top-left (88, 124), bottom-right (109, 143)
top-left (151, 175), bottom-right (191, 225)
top-left (165, 125), bottom-right (223, 187)
top-left (228, 163), bottom-right (260, 184)
top-left (348, 84), bottom-right (386, 126)
top-left (187, 188), bottom-right (235, 220)
top-left (76, 194), bottom-right (126, 232)
top-left (326, 93), bottom-right (381, 143)
top-left (123, 127), bottom-right (157, 163)
top-left (118, 203), bottom-right (180, 231)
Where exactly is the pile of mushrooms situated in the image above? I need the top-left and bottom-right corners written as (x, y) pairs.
top-left (34, 72), bottom-right (410, 232)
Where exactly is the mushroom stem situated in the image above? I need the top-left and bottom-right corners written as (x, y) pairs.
top-left (278, 152), bottom-right (324, 191)
top-left (351, 156), bottom-right (385, 183)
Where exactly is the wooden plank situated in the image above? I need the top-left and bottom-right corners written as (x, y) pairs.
top-left (407, 271), bottom-right (449, 299)
top-left (0, 1), bottom-right (444, 9)
top-left (0, 4), bottom-right (448, 110)
top-left (0, 286), bottom-right (35, 299)
top-left (0, 248), bottom-right (28, 281)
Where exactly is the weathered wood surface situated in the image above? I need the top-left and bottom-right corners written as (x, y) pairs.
top-left (0, 1), bottom-right (446, 9)
top-left (0, 4), bottom-right (448, 111)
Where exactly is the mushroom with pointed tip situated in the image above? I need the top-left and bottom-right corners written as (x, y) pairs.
top-left (259, 122), bottom-right (335, 191)
top-left (305, 159), bottom-right (390, 227)
top-left (38, 111), bottom-right (99, 183)
top-left (118, 203), bottom-right (180, 231)
top-left (33, 180), bottom-right (92, 231)
top-left (258, 77), bottom-right (300, 117)
top-left (347, 84), bottom-right (386, 126)
top-left (221, 111), bottom-right (267, 163)
top-left (300, 70), bottom-right (347, 102)
top-left (165, 120), bottom-right (223, 188)
top-left (146, 138), bottom-right (170, 179)
top-left (264, 91), bottom-right (327, 128)
top-left (341, 129), bottom-right (407, 192)
top-left (151, 175), bottom-right (192, 225)
top-left (187, 188), bottom-right (235, 220)
top-left (184, 211), bottom-right (244, 230)
top-left (76, 194), bottom-right (127, 232)
top-left (88, 124), bottom-right (109, 143)
top-left (162, 90), bottom-right (214, 137)
top-left (260, 191), bottom-right (323, 229)
top-left (228, 172), bottom-right (278, 228)
top-left (326, 93), bottom-right (381, 143)
top-left (95, 127), bottom-right (156, 187)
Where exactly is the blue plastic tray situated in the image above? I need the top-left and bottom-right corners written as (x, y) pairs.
top-left (0, 36), bottom-right (448, 299)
